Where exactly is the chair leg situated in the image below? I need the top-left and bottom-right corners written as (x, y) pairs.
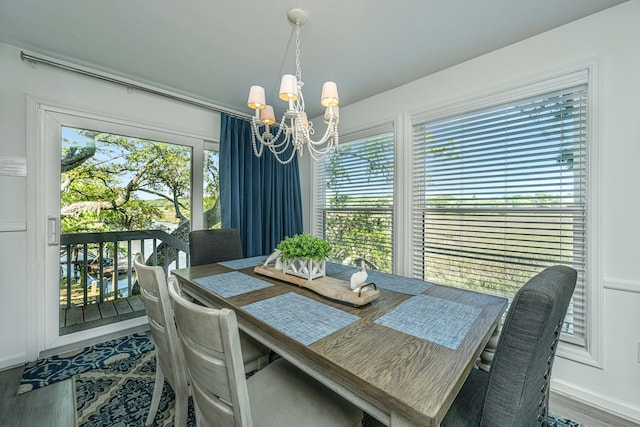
top-left (173, 386), bottom-right (189, 427)
top-left (145, 355), bottom-right (165, 426)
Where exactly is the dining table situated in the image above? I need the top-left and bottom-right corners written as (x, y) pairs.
top-left (171, 256), bottom-right (507, 427)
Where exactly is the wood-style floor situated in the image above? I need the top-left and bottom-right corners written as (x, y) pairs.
top-left (0, 364), bottom-right (74, 427)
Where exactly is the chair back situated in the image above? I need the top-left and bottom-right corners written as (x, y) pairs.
top-left (168, 275), bottom-right (253, 427)
top-left (189, 228), bottom-right (243, 266)
top-left (133, 253), bottom-right (186, 393)
top-left (481, 265), bottom-right (577, 426)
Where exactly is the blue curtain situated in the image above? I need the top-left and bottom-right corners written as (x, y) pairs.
top-left (220, 113), bottom-right (303, 257)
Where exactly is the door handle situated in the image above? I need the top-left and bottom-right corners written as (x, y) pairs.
top-left (47, 215), bottom-right (59, 246)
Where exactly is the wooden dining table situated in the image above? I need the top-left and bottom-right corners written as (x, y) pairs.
top-left (172, 259), bottom-right (507, 427)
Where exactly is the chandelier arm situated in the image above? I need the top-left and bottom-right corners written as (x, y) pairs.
top-left (300, 118), bottom-right (337, 146)
top-left (250, 118), bottom-right (290, 149)
top-left (307, 132), bottom-right (339, 161)
top-left (251, 123), bottom-right (298, 164)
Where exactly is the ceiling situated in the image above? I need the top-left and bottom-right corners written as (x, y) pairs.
top-left (0, 0), bottom-right (627, 119)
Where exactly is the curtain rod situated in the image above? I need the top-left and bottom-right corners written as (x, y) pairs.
top-left (20, 51), bottom-right (251, 121)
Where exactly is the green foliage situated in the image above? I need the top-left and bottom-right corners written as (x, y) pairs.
top-left (59, 128), bottom-right (217, 234)
top-left (322, 133), bottom-right (394, 272)
top-left (277, 233), bottom-right (332, 261)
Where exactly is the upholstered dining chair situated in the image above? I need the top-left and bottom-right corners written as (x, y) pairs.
top-left (188, 228), bottom-right (271, 373)
top-left (441, 265), bottom-right (578, 427)
top-left (189, 228), bottom-right (243, 266)
top-left (167, 275), bottom-right (364, 427)
top-left (133, 253), bottom-right (189, 427)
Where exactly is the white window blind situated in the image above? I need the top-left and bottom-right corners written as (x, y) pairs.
top-left (316, 126), bottom-right (394, 272)
top-left (412, 83), bottom-right (588, 344)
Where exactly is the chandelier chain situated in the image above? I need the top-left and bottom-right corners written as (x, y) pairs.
top-left (295, 22), bottom-right (302, 82)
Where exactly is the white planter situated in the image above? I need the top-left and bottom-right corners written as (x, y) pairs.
top-left (282, 258), bottom-right (326, 280)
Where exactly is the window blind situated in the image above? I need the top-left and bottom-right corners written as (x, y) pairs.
top-left (412, 84), bottom-right (588, 344)
top-left (316, 126), bottom-right (394, 272)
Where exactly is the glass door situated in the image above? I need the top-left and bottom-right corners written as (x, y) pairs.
top-left (43, 110), bottom-right (206, 351)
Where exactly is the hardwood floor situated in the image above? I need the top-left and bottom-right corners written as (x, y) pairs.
top-left (0, 365), bottom-right (74, 427)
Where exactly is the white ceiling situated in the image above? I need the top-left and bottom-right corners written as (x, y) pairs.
top-left (0, 0), bottom-right (627, 119)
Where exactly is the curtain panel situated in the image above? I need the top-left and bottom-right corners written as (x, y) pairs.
top-left (220, 113), bottom-right (303, 257)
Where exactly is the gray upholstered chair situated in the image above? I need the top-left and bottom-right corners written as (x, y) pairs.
top-left (189, 228), bottom-right (243, 266)
top-left (441, 265), bottom-right (578, 427)
top-left (188, 228), bottom-right (270, 373)
top-left (167, 275), bottom-right (364, 427)
top-left (133, 253), bottom-right (189, 427)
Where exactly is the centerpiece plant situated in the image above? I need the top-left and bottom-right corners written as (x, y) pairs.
top-left (277, 233), bottom-right (331, 280)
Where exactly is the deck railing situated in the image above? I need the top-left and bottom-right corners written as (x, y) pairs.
top-left (60, 230), bottom-right (190, 309)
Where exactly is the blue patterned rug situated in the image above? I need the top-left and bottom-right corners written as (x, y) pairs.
top-left (18, 333), bottom-right (153, 394)
top-left (74, 351), bottom-right (196, 426)
top-left (72, 338), bottom-right (584, 427)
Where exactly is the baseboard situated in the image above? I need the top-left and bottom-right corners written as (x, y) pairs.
top-left (551, 379), bottom-right (640, 426)
top-left (0, 352), bottom-right (27, 371)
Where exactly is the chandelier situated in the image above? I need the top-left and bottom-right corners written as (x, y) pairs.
top-left (247, 9), bottom-right (340, 164)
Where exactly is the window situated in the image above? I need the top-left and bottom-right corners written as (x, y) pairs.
top-left (412, 77), bottom-right (588, 345)
top-left (316, 126), bottom-right (394, 272)
top-left (203, 143), bottom-right (221, 229)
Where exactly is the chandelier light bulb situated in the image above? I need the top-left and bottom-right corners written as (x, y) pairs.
top-left (321, 82), bottom-right (339, 107)
top-left (260, 105), bottom-right (276, 125)
top-left (247, 85), bottom-right (266, 110)
top-left (279, 74), bottom-right (299, 101)
top-left (300, 112), bottom-right (309, 129)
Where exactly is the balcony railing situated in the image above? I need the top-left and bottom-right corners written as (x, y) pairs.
top-left (60, 229), bottom-right (190, 309)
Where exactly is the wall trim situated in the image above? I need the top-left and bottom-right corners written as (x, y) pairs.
top-left (551, 378), bottom-right (640, 425)
top-left (604, 277), bottom-right (640, 294)
top-left (0, 352), bottom-right (28, 371)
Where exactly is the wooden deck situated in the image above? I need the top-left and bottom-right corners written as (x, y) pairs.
top-left (60, 295), bottom-right (146, 335)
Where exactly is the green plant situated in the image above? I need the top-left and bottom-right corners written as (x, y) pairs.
top-left (277, 233), bottom-right (331, 261)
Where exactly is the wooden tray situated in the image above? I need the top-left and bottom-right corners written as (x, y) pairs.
top-left (254, 265), bottom-right (379, 307)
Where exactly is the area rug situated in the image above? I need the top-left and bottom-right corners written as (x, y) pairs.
top-left (18, 333), bottom-right (153, 394)
top-left (74, 349), bottom-right (583, 427)
top-left (74, 351), bottom-right (195, 426)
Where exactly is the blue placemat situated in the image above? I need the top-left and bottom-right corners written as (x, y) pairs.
top-left (242, 293), bottom-right (360, 346)
top-left (325, 262), bottom-right (358, 278)
top-left (193, 271), bottom-right (272, 298)
top-left (375, 294), bottom-right (482, 350)
top-left (218, 255), bottom-right (266, 270)
top-left (366, 271), bottom-right (434, 295)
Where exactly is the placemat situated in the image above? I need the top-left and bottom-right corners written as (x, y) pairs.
top-left (366, 271), bottom-right (434, 295)
top-left (193, 271), bottom-right (272, 298)
top-left (242, 292), bottom-right (360, 346)
top-left (325, 262), bottom-right (358, 278)
top-left (218, 255), bottom-right (267, 270)
top-left (374, 294), bottom-right (481, 350)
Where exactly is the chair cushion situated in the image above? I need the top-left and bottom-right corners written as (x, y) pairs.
top-left (441, 368), bottom-right (488, 427)
top-left (248, 358), bottom-right (363, 427)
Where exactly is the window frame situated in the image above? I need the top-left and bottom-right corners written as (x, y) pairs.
top-left (407, 66), bottom-right (603, 366)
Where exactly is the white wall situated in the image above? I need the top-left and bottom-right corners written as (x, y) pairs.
top-left (0, 42), bottom-right (220, 368)
top-left (313, 1), bottom-right (640, 422)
